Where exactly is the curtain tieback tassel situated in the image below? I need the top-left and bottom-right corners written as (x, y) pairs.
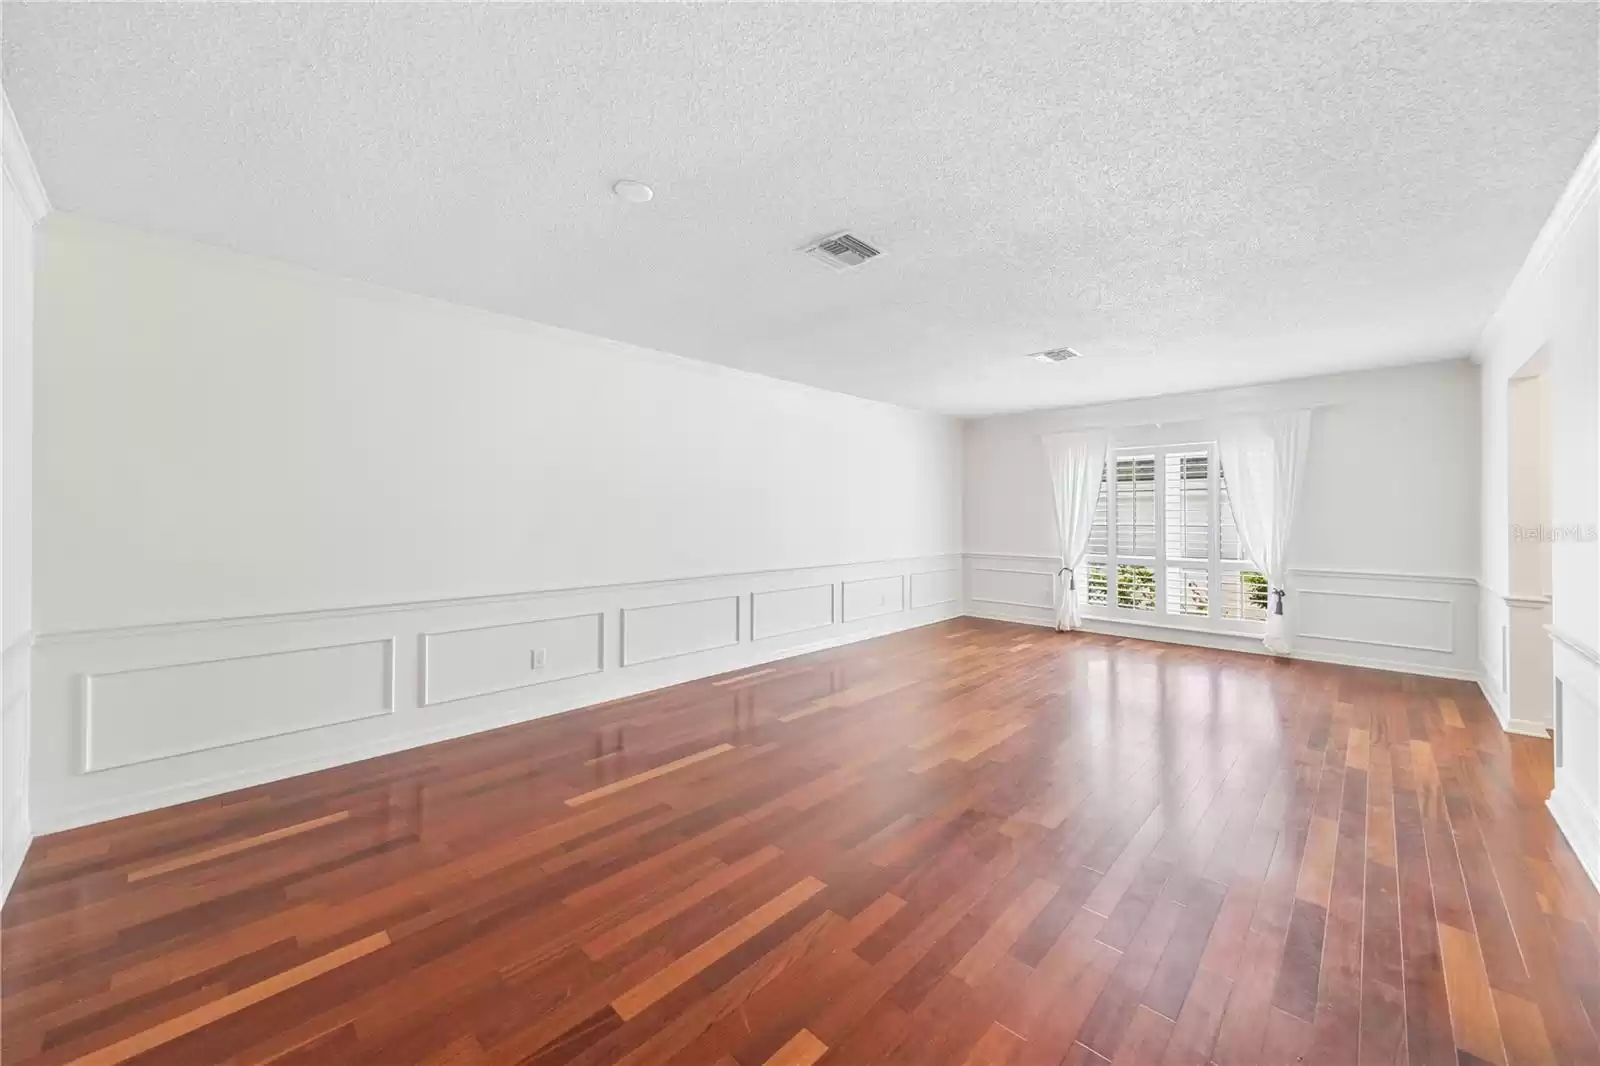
top-left (1270, 587), bottom-right (1286, 615)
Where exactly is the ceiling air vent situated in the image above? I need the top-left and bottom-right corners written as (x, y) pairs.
top-left (801, 231), bottom-right (884, 271)
top-left (1030, 347), bottom-right (1083, 363)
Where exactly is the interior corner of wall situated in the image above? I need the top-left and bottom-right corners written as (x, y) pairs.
top-left (1477, 669), bottom-right (1510, 730)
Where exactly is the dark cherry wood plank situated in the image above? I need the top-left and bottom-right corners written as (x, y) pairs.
top-left (2, 619), bottom-right (1595, 1066)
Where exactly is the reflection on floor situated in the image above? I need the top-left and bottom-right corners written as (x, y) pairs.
top-left (4, 618), bottom-right (1596, 1066)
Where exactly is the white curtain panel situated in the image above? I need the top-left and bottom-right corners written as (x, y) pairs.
top-left (1217, 410), bottom-right (1312, 654)
top-left (1041, 430), bottom-right (1110, 632)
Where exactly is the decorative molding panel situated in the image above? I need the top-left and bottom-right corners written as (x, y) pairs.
top-left (841, 575), bottom-right (905, 622)
top-left (1295, 588), bottom-right (1454, 655)
top-left (621, 596), bottom-right (740, 666)
top-left (1550, 634), bottom-right (1599, 892)
top-left (29, 554), bottom-right (962, 833)
top-left (421, 612), bottom-right (602, 706)
top-left (750, 584), bottom-right (834, 641)
top-left (969, 566), bottom-right (1054, 610)
top-left (82, 639), bottom-right (395, 772)
top-left (1549, 633), bottom-right (1599, 890)
top-left (909, 569), bottom-right (960, 610)
top-left (964, 554), bottom-right (1481, 681)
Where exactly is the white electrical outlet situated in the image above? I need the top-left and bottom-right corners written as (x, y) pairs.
top-left (530, 648), bottom-right (548, 671)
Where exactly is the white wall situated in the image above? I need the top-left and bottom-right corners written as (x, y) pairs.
top-left (1477, 136), bottom-right (1598, 889)
top-left (1498, 374), bottom-right (1554, 736)
top-left (30, 216), bottom-right (964, 831)
top-left (1481, 186), bottom-right (1598, 651)
top-left (37, 217), bottom-right (963, 633)
top-left (963, 360), bottom-right (1483, 679)
top-left (1506, 374), bottom-right (1553, 598)
top-left (2, 94), bottom-right (45, 900)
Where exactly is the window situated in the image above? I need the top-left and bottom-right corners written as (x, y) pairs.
top-left (1114, 454), bottom-right (1156, 558)
top-left (1077, 442), bottom-right (1267, 629)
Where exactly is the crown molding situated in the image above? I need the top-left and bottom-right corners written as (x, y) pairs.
top-left (2, 90), bottom-right (50, 222)
top-left (1478, 132), bottom-right (1599, 354)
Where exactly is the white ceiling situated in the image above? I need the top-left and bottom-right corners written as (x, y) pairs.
top-left (5, 3), bottom-right (1596, 417)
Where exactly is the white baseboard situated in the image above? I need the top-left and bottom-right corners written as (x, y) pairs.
top-left (1476, 674), bottom-right (1550, 737)
top-left (963, 603), bottom-right (1055, 630)
top-left (1479, 673), bottom-right (1510, 727)
top-left (1077, 615), bottom-right (1263, 656)
top-left (1548, 782), bottom-right (1600, 894)
top-left (1, 822), bottom-right (30, 901)
top-left (1289, 647), bottom-right (1480, 682)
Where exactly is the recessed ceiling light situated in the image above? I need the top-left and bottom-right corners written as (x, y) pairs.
top-left (612, 179), bottom-right (654, 203)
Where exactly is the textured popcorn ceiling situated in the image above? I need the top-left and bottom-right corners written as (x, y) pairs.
top-left (5, 3), bottom-right (1596, 416)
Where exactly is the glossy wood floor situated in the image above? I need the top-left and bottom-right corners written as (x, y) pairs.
top-left (4, 619), bottom-right (1598, 1066)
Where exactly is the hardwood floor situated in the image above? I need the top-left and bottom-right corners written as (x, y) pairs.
top-left (3, 618), bottom-right (1596, 1066)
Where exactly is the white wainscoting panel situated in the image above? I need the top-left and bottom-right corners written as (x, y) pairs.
top-left (621, 596), bottom-right (741, 666)
top-left (83, 639), bottom-right (395, 772)
top-left (29, 553), bottom-right (962, 833)
top-left (841, 575), bottom-right (905, 622)
top-left (1288, 569), bottom-right (1478, 678)
top-left (2, 634), bottom-right (32, 902)
top-left (1550, 631), bottom-right (1600, 891)
top-left (751, 584), bottom-right (834, 641)
top-left (910, 569), bottom-right (960, 610)
top-left (969, 566), bottom-right (1054, 611)
top-left (963, 555), bottom-right (1481, 680)
top-left (1296, 589), bottom-right (1454, 655)
top-left (422, 613), bottom-right (602, 706)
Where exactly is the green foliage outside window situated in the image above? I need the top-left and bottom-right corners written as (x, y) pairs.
top-left (1116, 564), bottom-right (1156, 611)
top-left (1086, 564), bottom-right (1108, 605)
top-left (1241, 570), bottom-right (1269, 616)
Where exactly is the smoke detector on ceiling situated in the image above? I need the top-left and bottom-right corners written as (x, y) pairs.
top-left (613, 179), bottom-right (654, 203)
top-left (1030, 347), bottom-right (1083, 363)
top-left (801, 231), bottom-right (884, 271)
